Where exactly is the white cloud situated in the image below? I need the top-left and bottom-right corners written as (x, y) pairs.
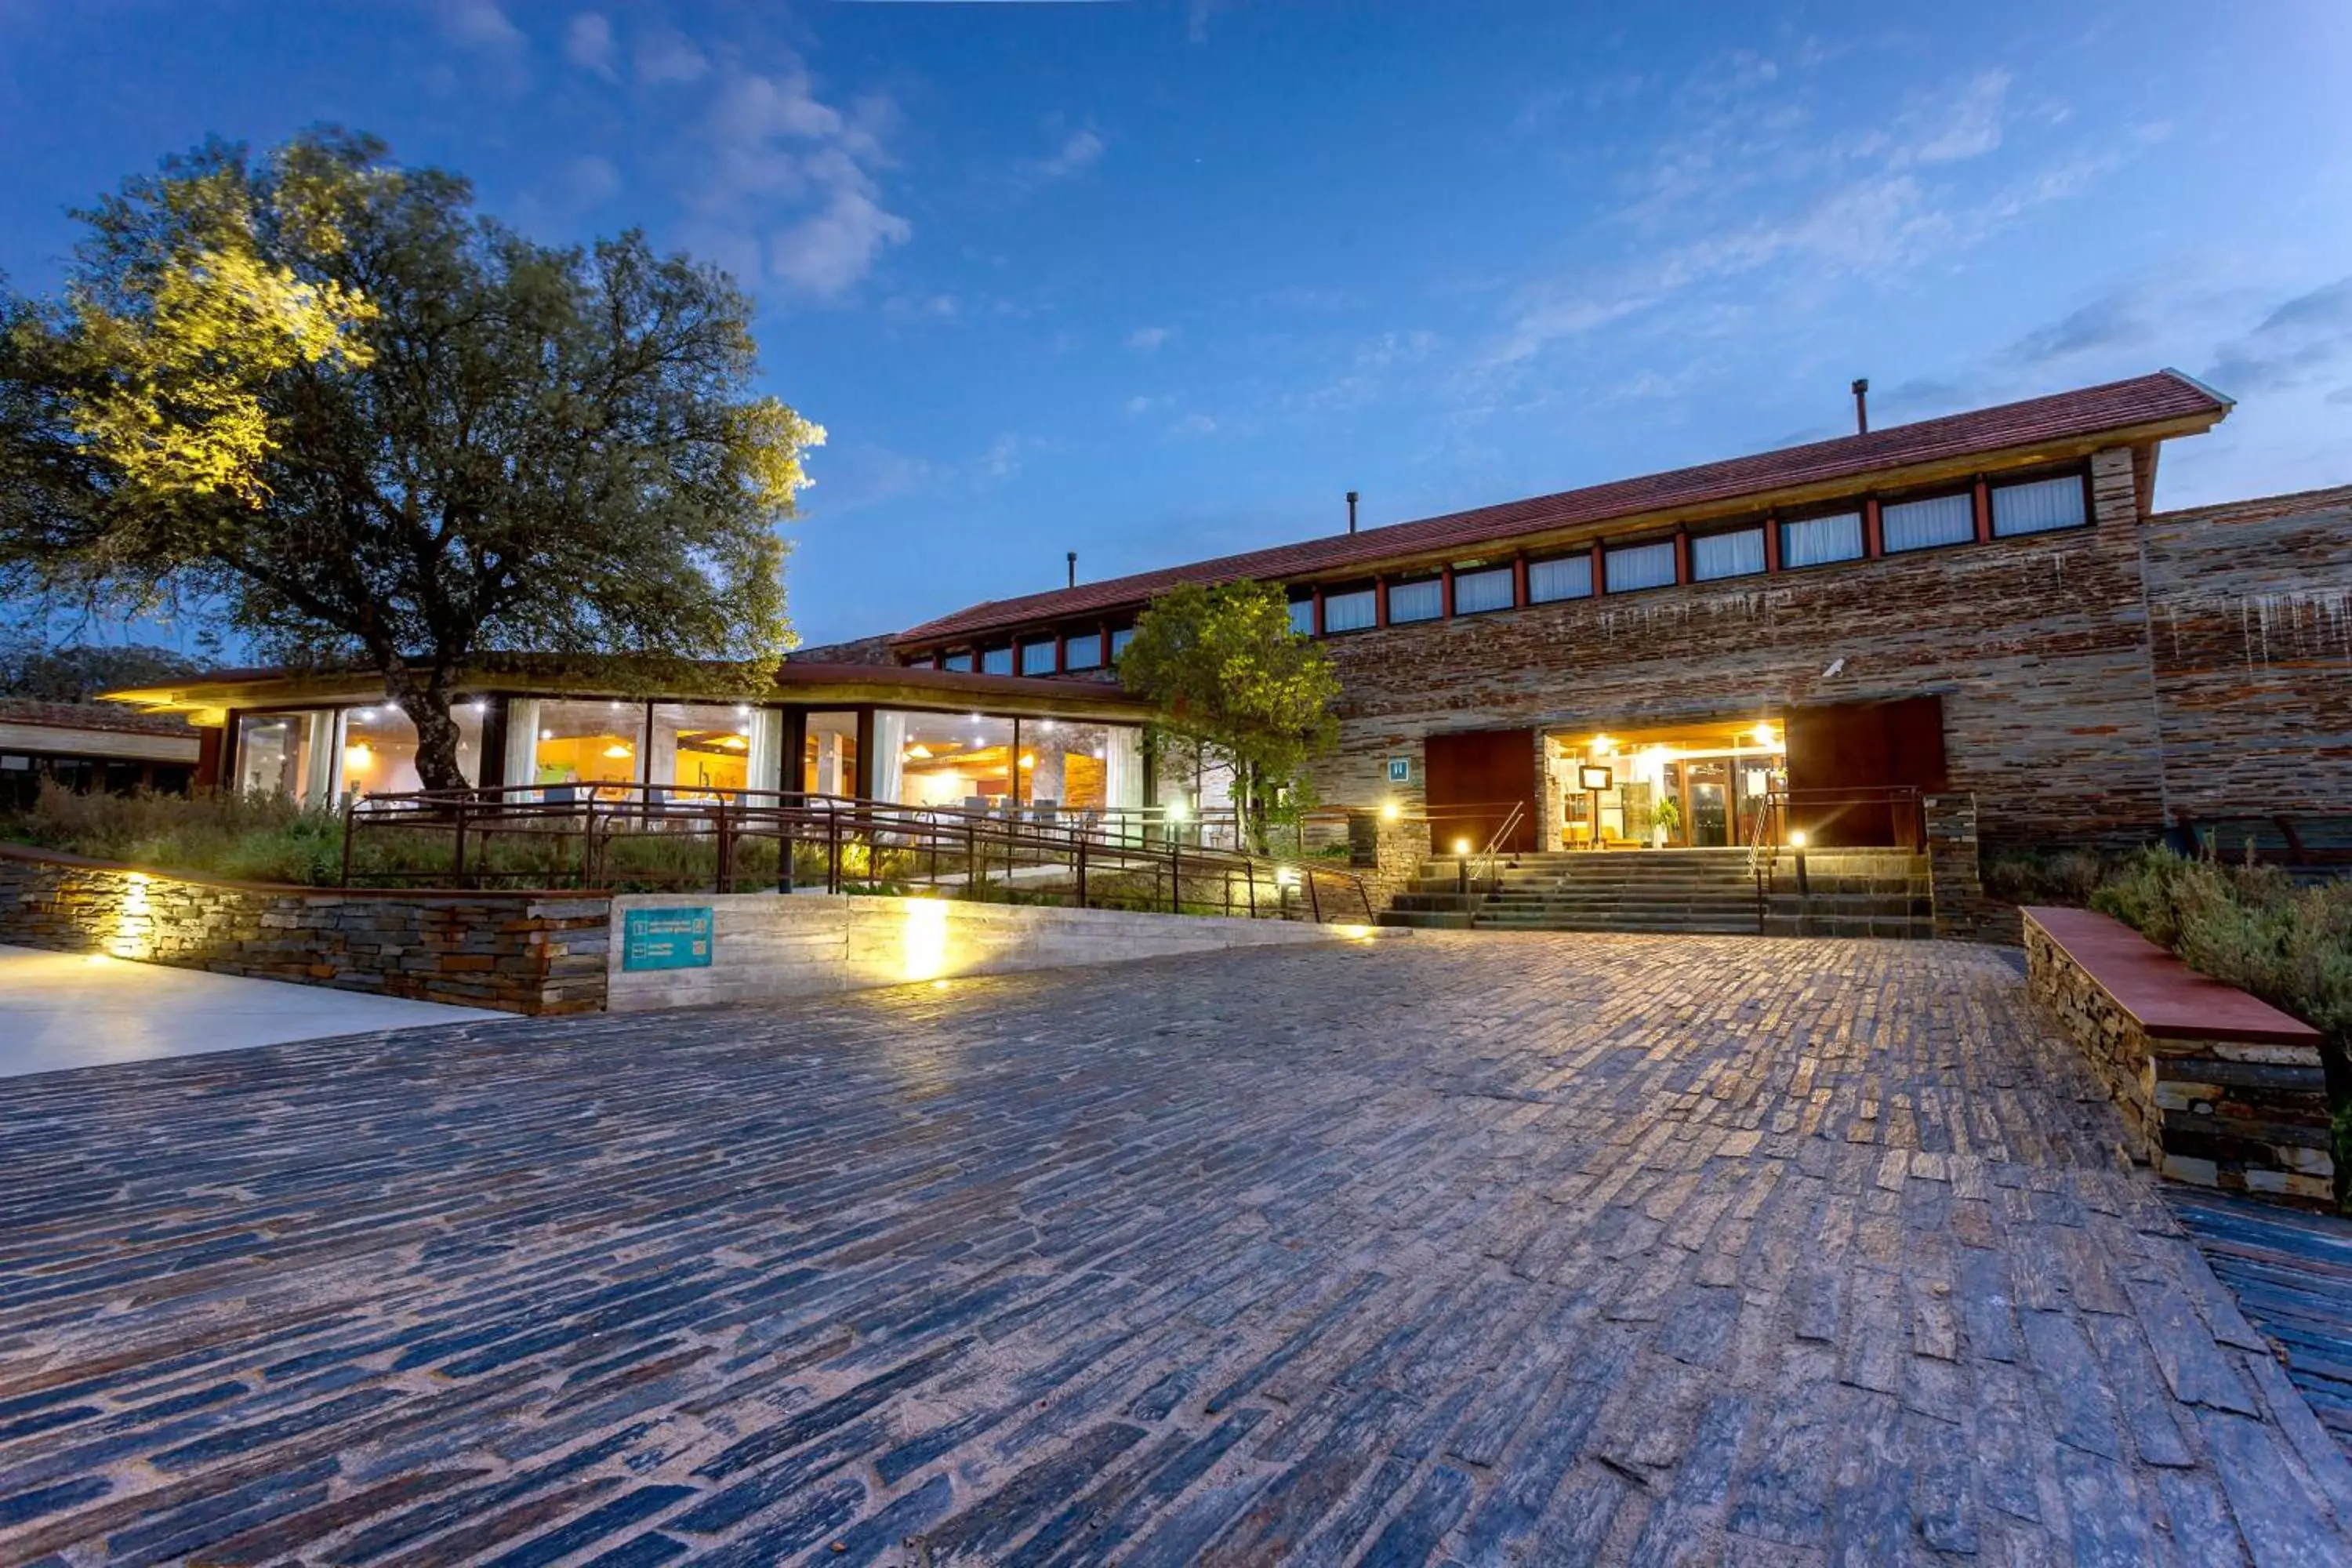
top-left (1905, 71), bottom-right (2010, 165)
top-left (439, 0), bottom-right (523, 50)
top-left (564, 12), bottom-right (615, 79)
top-left (683, 62), bottom-right (910, 300)
top-left (637, 27), bottom-right (710, 85)
top-left (1125, 326), bottom-right (1172, 353)
top-left (1028, 129), bottom-right (1105, 180)
top-left (1169, 412), bottom-right (1218, 436)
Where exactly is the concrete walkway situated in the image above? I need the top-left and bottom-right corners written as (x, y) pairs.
top-left (0, 944), bottom-right (506, 1079)
top-left (2, 934), bottom-right (2348, 1563)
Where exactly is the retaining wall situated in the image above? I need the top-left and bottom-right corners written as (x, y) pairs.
top-left (2023, 906), bottom-right (2335, 1208)
top-left (0, 845), bottom-right (608, 1014)
top-left (605, 891), bottom-right (1396, 1012)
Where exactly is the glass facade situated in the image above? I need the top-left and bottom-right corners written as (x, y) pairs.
top-left (234, 712), bottom-right (328, 800)
top-left (336, 702), bottom-right (485, 799)
top-left (803, 711), bottom-right (859, 797)
top-left (650, 702), bottom-right (754, 798)
top-left (532, 700), bottom-right (646, 801)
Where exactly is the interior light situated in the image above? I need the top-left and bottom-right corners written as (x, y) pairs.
top-left (1019, 753), bottom-right (1036, 770)
top-left (906, 744), bottom-right (934, 760)
top-left (1751, 722), bottom-right (1779, 749)
top-left (540, 728), bottom-right (554, 741)
top-left (1092, 749), bottom-right (1105, 760)
top-left (736, 705), bottom-right (750, 717)
top-left (472, 701), bottom-right (487, 714)
top-left (344, 742), bottom-right (373, 769)
top-left (603, 742), bottom-right (633, 759)
top-left (722, 735), bottom-right (749, 750)
top-left (1590, 734), bottom-right (1616, 757)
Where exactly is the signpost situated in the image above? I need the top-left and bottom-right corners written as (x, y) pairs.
top-left (622, 906), bottom-right (713, 971)
top-left (1578, 764), bottom-right (1613, 851)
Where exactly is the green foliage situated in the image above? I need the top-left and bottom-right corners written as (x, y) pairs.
top-left (1982, 846), bottom-right (2115, 906)
top-left (2092, 846), bottom-right (2352, 1207)
top-left (0, 634), bottom-right (212, 701)
top-left (1116, 579), bottom-right (1340, 851)
top-left (0, 131), bottom-right (821, 789)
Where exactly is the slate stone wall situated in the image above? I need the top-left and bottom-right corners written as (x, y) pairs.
top-left (0, 847), bottom-right (609, 1014)
top-left (2023, 909), bottom-right (2336, 1208)
top-left (2140, 483), bottom-right (2352, 822)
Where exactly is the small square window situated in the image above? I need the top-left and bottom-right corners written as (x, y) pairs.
top-left (1527, 555), bottom-right (1592, 603)
top-left (1453, 566), bottom-right (1515, 614)
top-left (1605, 539), bottom-right (1677, 593)
top-left (1691, 528), bottom-right (1766, 582)
top-left (1992, 474), bottom-right (2087, 537)
top-left (1387, 579), bottom-right (1443, 623)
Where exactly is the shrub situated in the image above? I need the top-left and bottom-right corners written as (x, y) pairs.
top-left (2092, 846), bottom-right (2352, 1207)
top-left (1982, 846), bottom-right (2115, 906)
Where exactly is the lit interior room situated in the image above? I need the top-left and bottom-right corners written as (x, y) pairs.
top-left (1544, 717), bottom-right (1788, 849)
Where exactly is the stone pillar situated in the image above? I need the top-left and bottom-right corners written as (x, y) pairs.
top-left (1346, 809), bottom-right (1428, 917)
top-left (1924, 791), bottom-right (2016, 943)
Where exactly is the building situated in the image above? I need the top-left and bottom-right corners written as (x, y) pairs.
top-left (891, 370), bottom-right (2352, 852)
top-left (0, 699), bottom-right (203, 809)
top-left (100, 369), bottom-right (2351, 858)
top-left (103, 661), bottom-right (1153, 827)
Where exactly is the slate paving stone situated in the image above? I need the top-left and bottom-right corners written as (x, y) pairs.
top-left (3, 934), bottom-right (2351, 1564)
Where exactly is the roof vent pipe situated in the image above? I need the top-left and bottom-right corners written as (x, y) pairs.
top-left (1346, 490), bottom-right (1359, 534)
top-left (1065, 551), bottom-right (1077, 589)
top-left (1851, 378), bottom-right (1870, 435)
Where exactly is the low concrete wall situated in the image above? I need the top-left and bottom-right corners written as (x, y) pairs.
top-left (0, 845), bottom-right (609, 1014)
top-left (606, 891), bottom-right (1398, 1012)
top-left (2023, 908), bottom-right (2335, 1207)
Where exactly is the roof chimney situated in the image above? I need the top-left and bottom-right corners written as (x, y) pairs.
top-left (1345, 490), bottom-right (1359, 535)
top-left (1850, 377), bottom-right (1870, 435)
top-left (1065, 550), bottom-right (1077, 589)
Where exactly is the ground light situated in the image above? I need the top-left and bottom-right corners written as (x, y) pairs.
top-left (1381, 800), bottom-right (1401, 821)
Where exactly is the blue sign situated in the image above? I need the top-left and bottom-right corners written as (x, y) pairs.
top-left (622, 906), bottom-right (713, 971)
top-left (1387, 757), bottom-right (1412, 784)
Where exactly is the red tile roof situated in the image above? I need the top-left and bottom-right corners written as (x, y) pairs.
top-left (898, 370), bottom-right (2230, 645)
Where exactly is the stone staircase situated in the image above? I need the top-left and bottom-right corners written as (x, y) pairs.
top-left (1378, 847), bottom-right (1933, 937)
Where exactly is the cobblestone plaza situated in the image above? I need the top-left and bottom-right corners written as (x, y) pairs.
top-left (3, 935), bottom-right (2348, 1564)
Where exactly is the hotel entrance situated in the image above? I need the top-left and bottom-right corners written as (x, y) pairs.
top-left (1541, 717), bottom-right (1788, 851)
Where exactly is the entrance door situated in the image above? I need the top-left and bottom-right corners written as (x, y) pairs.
top-left (1685, 758), bottom-right (1731, 846)
top-left (1424, 728), bottom-right (1537, 855)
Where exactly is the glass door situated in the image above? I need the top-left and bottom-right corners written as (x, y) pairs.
top-left (1685, 758), bottom-right (1731, 846)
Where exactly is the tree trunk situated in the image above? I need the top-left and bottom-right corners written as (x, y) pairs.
top-left (382, 663), bottom-right (469, 793)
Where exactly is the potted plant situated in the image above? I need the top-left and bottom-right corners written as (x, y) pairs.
top-left (1650, 794), bottom-right (1682, 848)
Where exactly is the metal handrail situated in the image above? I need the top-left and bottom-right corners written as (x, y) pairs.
top-left (1469, 799), bottom-right (1528, 892)
top-left (1745, 785), bottom-right (1929, 928)
top-left (339, 782), bottom-right (1377, 926)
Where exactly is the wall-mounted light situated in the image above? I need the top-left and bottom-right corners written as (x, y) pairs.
top-left (1381, 800), bottom-right (1401, 822)
top-left (1454, 837), bottom-right (1472, 856)
top-left (603, 742), bottom-right (633, 759)
top-left (1790, 829), bottom-right (1809, 848)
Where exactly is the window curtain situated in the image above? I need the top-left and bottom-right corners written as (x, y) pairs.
top-left (1527, 555), bottom-right (1592, 603)
top-left (1452, 567), bottom-right (1515, 613)
top-left (871, 710), bottom-right (908, 807)
top-left (306, 711), bottom-right (341, 808)
top-left (1103, 725), bottom-right (1143, 842)
top-left (1387, 579), bottom-right (1443, 622)
top-left (1288, 599), bottom-right (1316, 635)
top-left (1882, 492), bottom-right (1973, 552)
top-left (747, 707), bottom-right (782, 800)
top-left (1606, 541), bottom-right (1676, 592)
top-left (1322, 590), bottom-right (1377, 632)
top-left (1692, 529), bottom-right (1765, 581)
top-left (1992, 476), bottom-right (2086, 536)
top-left (1780, 514), bottom-right (1863, 568)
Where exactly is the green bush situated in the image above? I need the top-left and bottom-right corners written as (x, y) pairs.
top-left (1982, 846), bottom-right (2117, 906)
top-left (2092, 847), bottom-right (2352, 1207)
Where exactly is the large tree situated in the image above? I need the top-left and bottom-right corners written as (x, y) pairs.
top-left (0, 131), bottom-right (821, 789)
top-left (1116, 578), bottom-right (1340, 851)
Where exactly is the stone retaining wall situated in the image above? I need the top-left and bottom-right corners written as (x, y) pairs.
top-left (2023, 909), bottom-right (2335, 1207)
top-left (0, 846), bottom-right (608, 1014)
top-left (605, 891), bottom-right (1396, 1012)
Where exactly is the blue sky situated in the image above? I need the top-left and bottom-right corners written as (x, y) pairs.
top-left (4, 0), bottom-right (2350, 648)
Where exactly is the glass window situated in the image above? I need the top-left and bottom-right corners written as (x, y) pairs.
top-left (1109, 626), bottom-right (1136, 660)
top-left (1605, 539), bottom-right (1678, 592)
top-left (886, 711), bottom-right (1019, 811)
top-left (336, 702), bottom-right (485, 799)
top-left (979, 646), bottom-right (1014, 676)
top-left (1527, 554), bottom-right (1592, 603)
top-left (1323, 587), bottom-right (1377, 633)
top-left (532, 700), bottom-right (647, 800)
top-left (1993, 474), bottom-right (2088, 537)
top-left (1388, 578), bottom-right (1443, 623)
top-left (651, 702), bottom-right (754, 800)
top-left (1063, 631), bottom-right (1104, 670)
top-left (942, 651), bottom-right (975, 673)
top-left (1019, 637), bottom-right (1057, 676)
top-left (1452, 566), bottom-right (1515, 614)
top-left (1691, 528), bottom-right (1766, 582)
top-left (234, 711), bottom-right (325, 802)
top-left (1882, 492), bottom-right (1974, 553)
top-left (1288, 597), bottom-right (1316, 636)
top-left (1780, 512), bottom-right (1864, 568)
top-left (801, 710), bottom-right (860, 797)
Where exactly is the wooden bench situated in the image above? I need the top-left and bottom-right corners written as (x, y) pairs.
top-left (2022, 906), bottom-right (2334, 1208)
